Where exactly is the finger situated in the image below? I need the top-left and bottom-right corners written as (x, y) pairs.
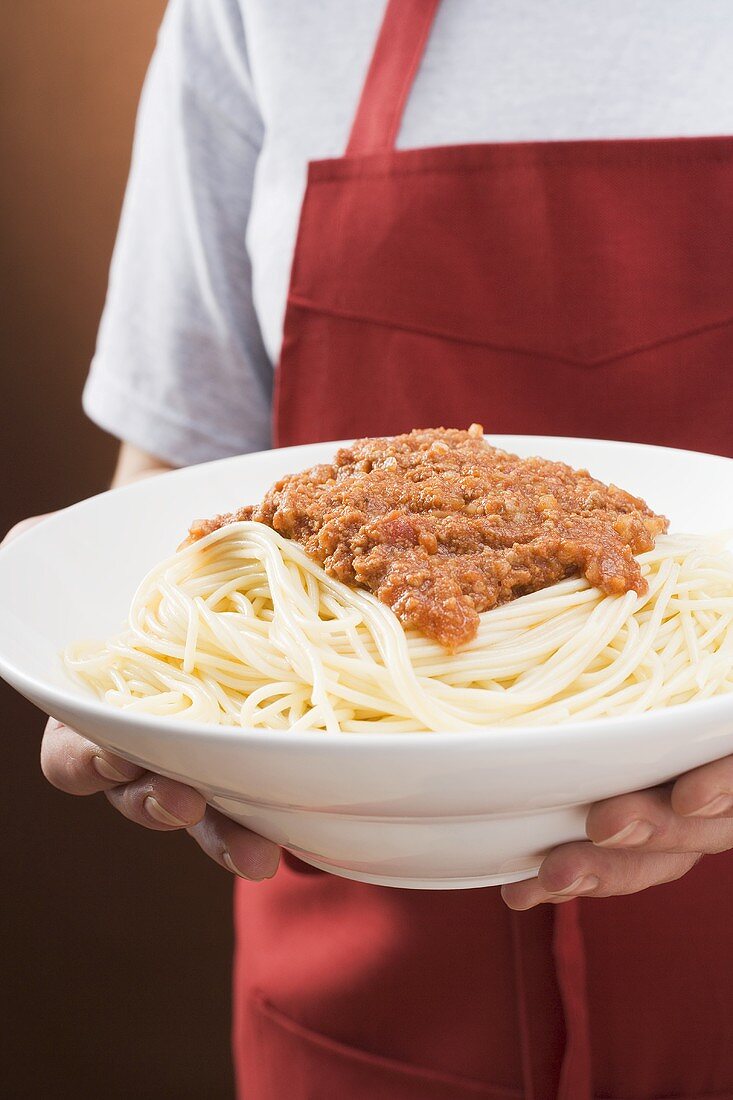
top-left (41, 718), bottom-right (144, 795)
top-left (187, 807), bottom-right (280, 881)
top-left (501, 842), bottom-right (700, 910)
top-left (105, 772), bottom-right (207, 831)
top-left (670, 754), bottom-right (733, 819)
top-left (587, 786), bottom-right (733, 855)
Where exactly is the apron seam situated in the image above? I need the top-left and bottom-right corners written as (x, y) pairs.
top-left (285, 294), bottom-right (733, 368)
top-left (509, 912), bottom-right (537, 1100)
top-left (308, 140), bottom-right (733, 182)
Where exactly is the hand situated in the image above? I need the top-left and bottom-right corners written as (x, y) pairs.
top-left (3, 515), bottom-right (280, 883)
top-left (501, 755), bottom-right (733, 909)
top-left (40, 718), bottom-right (280, 880)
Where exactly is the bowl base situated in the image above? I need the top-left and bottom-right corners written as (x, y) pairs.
top-left (293, 853), bottom-right (540, 890)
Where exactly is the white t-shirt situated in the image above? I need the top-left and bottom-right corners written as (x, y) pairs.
top-left (84, 0), bottom-right (733, 466)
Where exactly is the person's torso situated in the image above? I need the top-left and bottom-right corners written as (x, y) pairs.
top-left (233, 4), bottom-right (733, 1096)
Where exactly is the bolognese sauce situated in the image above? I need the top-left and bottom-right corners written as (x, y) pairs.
top-left (188, 425), bottom-right (667, 648)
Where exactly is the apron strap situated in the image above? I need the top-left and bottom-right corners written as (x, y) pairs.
top-left (346, 0), bottom-right (442, 155)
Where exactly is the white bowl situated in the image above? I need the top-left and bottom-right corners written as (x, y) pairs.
top-left (1, 436), bottom-right (732, 890)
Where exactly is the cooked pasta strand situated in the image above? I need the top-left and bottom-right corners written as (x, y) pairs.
top-left (64, 525), bottom-right (733, 732)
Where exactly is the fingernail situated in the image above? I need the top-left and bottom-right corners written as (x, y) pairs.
top-left (687, 793), bottom-right (733, 818)
top-left (92, 754), bottom-right (136, 783)
top-left (143, 795), bottom-right (188, 827)
top-left (553, 874), bottom-right (600, 897)
top-left (223, 849), bottom-right (278, 882)
top-left (595, 820), bottom-right (655, 848)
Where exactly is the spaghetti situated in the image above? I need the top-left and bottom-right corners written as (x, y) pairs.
top-left (64, 522), bottom-right (733, 732)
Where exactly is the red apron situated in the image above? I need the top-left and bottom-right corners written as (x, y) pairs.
top-left (233, 3), bottom-right (733, 1096)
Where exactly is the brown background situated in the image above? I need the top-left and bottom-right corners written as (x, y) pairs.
top-left (1, 4), bottom-right (234, 1096)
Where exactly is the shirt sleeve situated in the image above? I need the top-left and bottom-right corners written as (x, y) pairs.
top-left (83, 0), bottom-right (272, 467)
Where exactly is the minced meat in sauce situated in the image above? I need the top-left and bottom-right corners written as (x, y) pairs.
top-left (187, 425), bottom-right (668, 649)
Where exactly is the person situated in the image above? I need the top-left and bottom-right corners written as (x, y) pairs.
top-left (6, 2), bottom-right (733, 1096)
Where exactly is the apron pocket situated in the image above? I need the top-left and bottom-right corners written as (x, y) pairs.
top-left (294, 142), bottom-right (733, 372)
top-left (248, 989), bottom-right (521, 1100)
